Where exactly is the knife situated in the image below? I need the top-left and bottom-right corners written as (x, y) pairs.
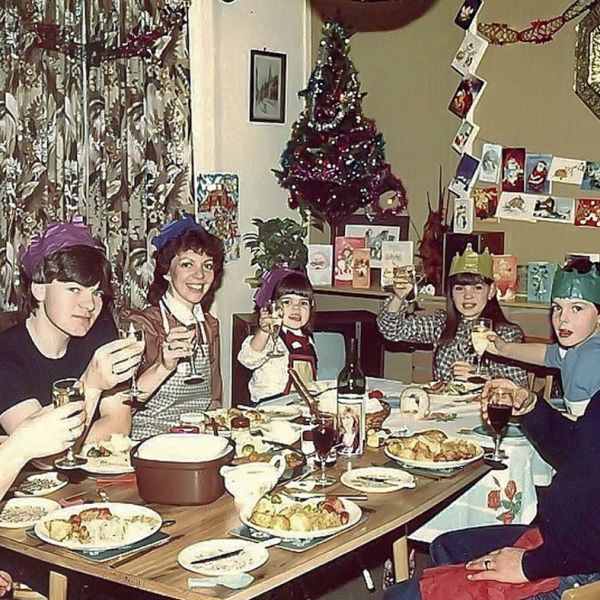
top-left (190, 537), bottom-right (281, 566)
top-left (109, 534), bottom-right (185, 569)
top-left (287, 492), bottom-right (368, 501)
top-left (355, 475), bottom-right (402, 484)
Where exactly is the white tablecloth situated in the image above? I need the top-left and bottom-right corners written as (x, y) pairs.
top-left (267, 377), bottom-right (554, 544)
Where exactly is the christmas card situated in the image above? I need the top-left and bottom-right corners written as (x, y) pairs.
top-left (454, 0), bottom-right (483, 31)
top-left (496, 192), bottom-right (537, 222)
top-left (448, 76), bottom-right (487, 120)
top-left (471, 186), bottom-right (498, 220)
top-left (452, 120), bottom-right (480, 155)
top-left (453, 197), bottom-right (474, 234)
top-left (549, 157), bottom-right (586, 185)
top-left (352, 248), bottom-right (371, 289)
top-left (516, 264), bottom-right (528, 298)
top-left (501, 147), bottom-right (526, 193)
top-left (581, 161), bottom-right (600, 190)
top-left (345, 224), bottom-right (400, 268)
top-left (449, 153), bottom-right (480, 196)
top-left (334, 236), bottom-right (365, 287)
top-left (525, 154), bottom-right (552, 195)
top-left (380, 241), bottom-right (414, 287)
top-left (527, 262), bottom-right (557, 304)
top-left (307, 244), bottom-right (333, 286)
top-left (574, 199), bottom-right (600, 228)
top-left (532, 196), bottom-right (575, 224)
top-left (492, 255), bottom-right (518, 302)
top-left (479, 143), bottom-right (502, 184)
top-left (451, 32), bottom-right (488, 76)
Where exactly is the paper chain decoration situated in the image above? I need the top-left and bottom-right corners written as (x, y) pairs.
top-left (477, 0), bottom-right (600, 45)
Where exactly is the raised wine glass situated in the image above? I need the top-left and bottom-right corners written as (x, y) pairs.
top-left (266, 300), bottom-right (284, 358)
top-left (117, 319), bottom-right (146, 409)
top-left (390, 265), bottom-right (426, 305)
top-left (183, 319), bottom-right (205, 386)
top-left (53, 378), bottom-right (87, 469)
top-left (312, 413), bottom-right (337, 488)
top-left (471, 317), bottom-right (492, 376)
top-left (484, 386), bottom-right (513, 470)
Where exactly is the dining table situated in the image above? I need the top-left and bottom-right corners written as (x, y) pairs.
top-left (0, 443), bottom-right (489, 600)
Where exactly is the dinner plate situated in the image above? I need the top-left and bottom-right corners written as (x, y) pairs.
top-left (258, 405), bottom-right (303, 421)
top-left (340, 467), bottom-right (415, 493)
top-left (422, 381), bottom-right (482, 402)
top-left (14, 472), bottom-right (68, 497)
top-left (35, 502), bottom-right (162, 551)
top-left (0, 498), bottom-right (61, 529)
top-left (385, 439), bottom-right (484, 470)
top-left (240, 496), bottom-right (362, 540)
top-left (178, 539), bottom-right (269, 576)
top-left (472, 424), bottom-right (526, 440)
top-left (79, 443), bottom-right (134, 475)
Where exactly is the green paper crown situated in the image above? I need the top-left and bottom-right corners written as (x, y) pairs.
top-left (551, 265), bottom-right (600, 304)
top-left (449, 243), bottom-right (494, 279)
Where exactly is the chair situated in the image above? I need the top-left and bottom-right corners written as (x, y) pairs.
top-left (561, 580), bottom-right (600, 599)
top-left (313, 331), bottom-right (346, 380)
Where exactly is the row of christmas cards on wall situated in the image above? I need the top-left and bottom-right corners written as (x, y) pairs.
top-left (307, 238), bottom-right (414, 290)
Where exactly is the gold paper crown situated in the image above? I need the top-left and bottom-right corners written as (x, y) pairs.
top-left (449, 243), bottom-right (494, 279)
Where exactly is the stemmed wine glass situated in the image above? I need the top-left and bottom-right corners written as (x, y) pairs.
top-left (471, 317), bottom-right (492, 376)
top-left (312, 413), bottom-right (337, 488)
top-left (53, 378), bottom-right (87, 469)
top-left (117, 319), bottom-right (146, 409)
top-left (266, 300), bottom-right (284, 358)
top-left (391, 265), bottom-right (425, 304)
top-left (183, 319), bottom-right (205, 386)
top-left (484, 386), bottom-right (513, 470)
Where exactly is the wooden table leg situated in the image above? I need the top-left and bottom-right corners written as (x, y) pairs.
top-left (48, 571), bottom-right (67, 600)
top-left (392, 535), bottom-right (409, 582)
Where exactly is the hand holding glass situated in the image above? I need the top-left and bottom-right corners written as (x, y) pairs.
top-left (183, 321), bottom-right (205, 385)
top-left (53, 378), bottom-right (86, 469)
top-left (471, 318), bottom-right (492, 376)
top-left (117, 320), bottom-right (146, 408)
top-left (312, 414), bottom-right (337, 487)
top-left (484, 387), bottom-right (513, 468)
top-left (391, 265), bottom-right (425, 302)
top-left (266, 301), bottom-right (284, 358)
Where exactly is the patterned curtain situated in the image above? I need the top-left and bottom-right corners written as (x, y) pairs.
top-left (0, 0), bottom-right (192, 311)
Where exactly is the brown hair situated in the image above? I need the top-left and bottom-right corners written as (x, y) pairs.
top-left (438, 272), bottom-right (513, 344)
top-left (20, 245), bottom-right (114, 315)
top-left (147, 227), bottom-right (225, 309)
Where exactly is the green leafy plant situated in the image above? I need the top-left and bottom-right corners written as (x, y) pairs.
top-left (243, 217), bottom-right (308, 278)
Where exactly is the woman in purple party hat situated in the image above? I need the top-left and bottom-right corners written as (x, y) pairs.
top-left (238, 264), bottom-right (317, 403)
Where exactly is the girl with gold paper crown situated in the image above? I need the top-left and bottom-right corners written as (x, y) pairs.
top-left (377, 244), bottom-right (527, 386)
top-left (488, 258), bottom-right (600, 417)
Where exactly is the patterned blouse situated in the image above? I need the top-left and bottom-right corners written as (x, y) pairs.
top-left (377, 297), bottom-right (528, 386)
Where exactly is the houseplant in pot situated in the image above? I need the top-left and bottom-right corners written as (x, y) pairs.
top-left (244, 217), bottom-right (308, 282)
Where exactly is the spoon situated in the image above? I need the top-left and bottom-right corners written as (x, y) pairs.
top-left (188, 573), bottom-right (254, 590)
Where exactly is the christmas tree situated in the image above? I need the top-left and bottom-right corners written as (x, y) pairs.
top-left (275, 21), bottom-right (406, 226)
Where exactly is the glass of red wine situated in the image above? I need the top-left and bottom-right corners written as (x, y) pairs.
top-left (484, 387), bottom-right (514, 469)
top-left (312, 413), bottom-right (337, 488)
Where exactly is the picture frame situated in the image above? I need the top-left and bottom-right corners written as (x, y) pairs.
top-left (249, 49), bottom-right (287, 124)
top-left (333, 214), bottom-right (410, 268)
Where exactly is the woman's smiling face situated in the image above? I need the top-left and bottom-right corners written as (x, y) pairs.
top-left (167, 249), bottom-right (214, 308)
top-left (551, 298), bottom-right (600, 347)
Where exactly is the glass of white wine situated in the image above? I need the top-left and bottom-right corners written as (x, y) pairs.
top-left (117, 319), bottom-right (146, 409)
top-left (471, 317), bottom-right (492, 376)
top-left (53, 378), bottom-right (87, 469)
top-left (266, 300), bottom-right (284, 358)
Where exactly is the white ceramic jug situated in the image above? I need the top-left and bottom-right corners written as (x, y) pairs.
top-left (220, 454), bottom-right (286, 511)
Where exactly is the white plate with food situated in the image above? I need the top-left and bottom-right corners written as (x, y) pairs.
top-left (257, 405), bottom-right (303, 421)
top-left (422, 381), bottom-right (482, 402)
top-left (205, 408), bottom-right (270, 433)
top-left (385, 429), bottom-right (483, 470)
top-left (79, 433), bottom-right (134, 475)
top-left (34, 502), bottom-right (161, 551)
top-left (0, 497), bottom-right (61, 529)
top-left (241, 494), bottom-right (361, 540)
top-left (178, 539), bottom-right (269, 576)
top-left (14, 472), bottom-right (68, 497)
top-left (340, 467), bottom-right (415, 493)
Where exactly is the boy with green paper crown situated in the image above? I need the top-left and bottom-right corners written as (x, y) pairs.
top-left (488, 258), bottom-right (600, 417)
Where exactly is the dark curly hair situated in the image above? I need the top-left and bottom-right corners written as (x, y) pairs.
top-left (147, 228), bottom-right (225, 309)
top-left (20, 245), bottom-right (114, 316)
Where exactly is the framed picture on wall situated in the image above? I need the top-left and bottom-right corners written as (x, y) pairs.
top-left (249, 49), bottom-right (286, 123)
